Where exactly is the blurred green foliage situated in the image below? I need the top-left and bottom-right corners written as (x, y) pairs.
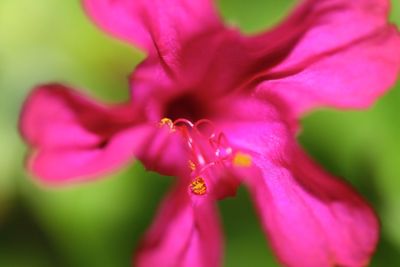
top-left (0, 0), bottom-right (399, 266)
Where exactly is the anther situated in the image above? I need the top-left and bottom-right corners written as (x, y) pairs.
top-left (159, 118), bottom-right (175, 131)
top-left (233, 152), bottom-right (252, 167)
top-left (190, 177), bottom-right (207, 195)
top-left (189, 160), bottom-right (196, 171)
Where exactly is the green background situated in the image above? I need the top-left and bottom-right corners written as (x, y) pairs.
top-left (0, 0), bottom-right (399, 266)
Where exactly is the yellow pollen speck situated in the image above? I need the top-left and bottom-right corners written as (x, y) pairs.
top-left (233, 152), bottom-right (252, 167)
top-left (159, 118), bottom-right (175, 131)
top-left (189, 160), bottom-right (196, 171)
top-left (190, 177), bottom-right (207, 195)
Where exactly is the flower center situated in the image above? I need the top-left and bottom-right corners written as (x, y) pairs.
top-left (160, 117), bottom-right (252, 196)
top-left (164, 93), bottom-right (210, 122)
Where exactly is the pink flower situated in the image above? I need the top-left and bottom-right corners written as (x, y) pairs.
top-left (19, 0), bottom-right (400, 266)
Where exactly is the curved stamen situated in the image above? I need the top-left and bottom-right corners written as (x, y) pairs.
top-left (173, 118), bottom-right (194, 128)
top-left (194, 119), bottom-right (216, 140)
top-left (212, 133), bottom-right (233, 160)
top-left (159, 118), bottom-right (175, 131)
top-left (159, 117), bottom-right (248, 196)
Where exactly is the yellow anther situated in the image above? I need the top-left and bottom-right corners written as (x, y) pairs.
top-left (189, 160), bottom-right (196, 171)
top-left (159, 118), bottom-right (175, 131)
top-left (233, 152), bottom-right (252, 167)
top-left (190, 177), bottom-right (207, 195)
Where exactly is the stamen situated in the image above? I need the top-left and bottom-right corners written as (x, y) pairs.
top-left (189, 160), bottom-right (196, 171)
top-left (194, 119), bottom-right (216, 139)
top-left (173, 118), bottom-right (194, 128)
top-left (213, 133), bottom-right (233, 160)
top-left (233, 152), bottom-right (252, 167)
top-left (190, 177), bottom-right (207, 195)
top-left (159, 117), bottom-right (241, 196)
top-left (159, 118), bottom-right (175, 131)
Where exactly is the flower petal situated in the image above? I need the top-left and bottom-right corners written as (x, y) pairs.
top-left (258, 26), bottom-right (400, 117)
top-left (83, 0), bottom-right (223, 53)
top-left (253, 0), bottom-right (391, 69)
top-left (245, 147), bottom-right (378, 267)
top-left (128, 29), bottom-right (258, 119)
top-left (19, 84), bottom-right (152, 183)
top-left (217, 96), bottom-right (378, 266)
top-left (135, 183), bottom-right (222, 267)
top-left (216, 95), bottom-right (295, 151)
top-left (245, 0), bottom-right (400, 116)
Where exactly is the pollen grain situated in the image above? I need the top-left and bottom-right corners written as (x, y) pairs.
top-left (189, 160), bottom-right (196, 171)
top-left (233, 152), bottom-right (252, 167)
top-left (159, 118), bottom-right (175, 131)
top-left (190, 177), bottom-right (207, 195)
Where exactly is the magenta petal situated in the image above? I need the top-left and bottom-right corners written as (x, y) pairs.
top-left (244, 0), bottom-right (400, 117)
top-left (20, 84), bottom-right (138, 148)
top-left (19, 84), bottom-right (151, 183)
top-left (216, 95), bottom-right (294, 152)
top-left (259, 26), bottom-right (400, 116)
top-left (257, 0), bottom-right (391, 70)
top-left (28, 125), bottom-right (156, 183)
top-left (245, 147), bottom-right (379, 267)
top-left (83, 0), bottom-right (223, 53)
top-left (135, 184), bottom-right (222, 267)
top-left (218, 97), bottom-right (378, 266)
